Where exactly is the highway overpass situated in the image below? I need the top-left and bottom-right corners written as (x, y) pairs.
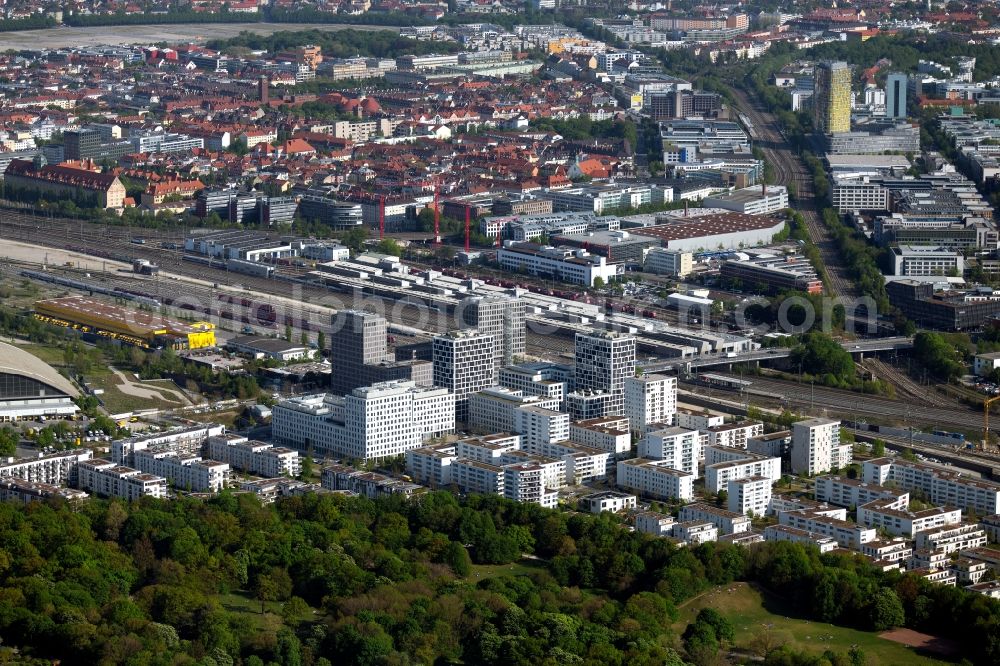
top-left (640, 336), bottom-right (914, 373)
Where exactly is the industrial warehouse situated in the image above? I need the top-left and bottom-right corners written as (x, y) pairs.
top-left (34, 296), bottom-right (216, 350)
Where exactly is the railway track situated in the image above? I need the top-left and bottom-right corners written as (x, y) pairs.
top-left (863, 358), bottom-right (937, 406)
top-left (730, 86), bottom-right (858, 300)
top-left (0, 212), bottom-right (584, 358)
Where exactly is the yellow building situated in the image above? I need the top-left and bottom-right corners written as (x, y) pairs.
top-left (814, 61), bottom-right (852, 134)
top-left (35, 296), bottom-right (215, 350)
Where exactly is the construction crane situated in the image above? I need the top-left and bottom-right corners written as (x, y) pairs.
top-left (984, 395), bottom-right (1000, 451)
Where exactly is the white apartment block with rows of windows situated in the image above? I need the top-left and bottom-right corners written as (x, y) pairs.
top-left (569, 416), bottom-right (631, 456)
top-left (857, 499), bottom-right (962, 538)
top-left (452, 458), bottom-right (505, 495)
top-left (405, 442), bottom-right (458, 488)
top-left (76, 458), bottom-right (166, 500)
top-left (468, 387), bottom-right (561, 435)
top-left (272, 380), bottom-right (454, 462)
top-left (513, 405), bottom-right (570, 453)
top-left (863, 457), bottom-right (1000, 516)
top-left (791, 418), bottom-right (849, 475)
top-left (914, 523), bottom-right (989, 554)
top-left (456, 434), bottom-right (522, 463)
top-left (679, 502), bottom-right (752, 535)
top-left (433, 330), bottom-right (496, 421)
top-left (205, 434), bottom-right (301, 478)
top-left (504, 462), bottom-right (559, 508)
top-left (814, 475), bottom-right (909, 510)
top-left (132, 449), bottom-right (229, 492)
top-left (0, 449), bottom-right (92, 486)
top-left (574, 331), bottom-right (636, 416)
top-left (533, 440), bottom-right (611, 485)
top-left (624, 374), bottom-right (677, 432)
top-left (498, 362), bottom-right (571, 407)
top-left (704, 420), bottom-right (764, 449)
top-left (778, 509), bottom-right (877, 549)
top-left (617, 458), bottom-right (694, 501)
top-left (704, 446), bottom-right (781, 494)
top-left (637, 426), bottom-right (701, 477)
top-left (729, 475), bottom-right (772, 517)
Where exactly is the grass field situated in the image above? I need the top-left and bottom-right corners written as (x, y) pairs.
top-left (469, 559), bottom-right (548, 580)
top-left (672, 582), bottom-right (950, 666)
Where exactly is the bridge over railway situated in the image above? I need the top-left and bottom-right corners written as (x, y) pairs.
top-left (639, 336), bottom-right (914, 373)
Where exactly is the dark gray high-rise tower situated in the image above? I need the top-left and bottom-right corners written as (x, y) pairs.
top-left (886, 73), bottom-right (907, 119)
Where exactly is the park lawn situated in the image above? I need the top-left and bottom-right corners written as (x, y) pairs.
top-left (18, 343), bottom-right (70, 368)
top-left (469, 558), bottom-right (548, 580)
top-left (84, 372), bottom-right (167, 415)
top-left (673, 582), bottom-right (948, 666)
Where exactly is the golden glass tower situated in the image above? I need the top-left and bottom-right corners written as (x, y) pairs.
top-left (814, 61), bottom-right (851, 134)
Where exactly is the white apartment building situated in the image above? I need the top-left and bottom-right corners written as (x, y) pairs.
top-left (747, 430), bottom-right (791, 459)
top-left (504, 462), bottom-right (559, 508)
top-left (672, 521), bottom-right (718, 545)
top-left (863, 457), bottom-right (1000, 516)
top-left (534, 440), bottom-right (611, 484)
top-left (791, 418), bottom-right (843, 475)
top-left (77, 458), bottom-right (166, 500)
top-left (617, 458), bottom-right (694, 501)
top-left (860, 539), bottom-right (913, 566)
top-left (132, 449), bottom-right (229, 492)
top-left (705, 420), bottom-right (764, 449)
top-left (704, 446), bottom-right (781, 494)
top-left (205, 435), bottom-right (301, 478)
top-left (452, 458), bottom-right (505, 495)
top-left (513, 405), bottom-right (570, 453)
top-left (915, 523), bottom-right (989, 554)
top-left (634, 510), bottom-right (677, 536)
top-left (764, 524), bottom-right (839, 553)
top-left (499, 450), bottom-right (566, 490)
top-left (456, 434), bottom-right (522, 464)
top-left (569, 416), bottom-right (632, 455)
top-left (433, 330), bottom-right (495, 421)
top-left (814, 475), bottom-right (909, 510)
top-left (624, 374), bottom-right (677, 432)
top-left (679, 502), bottom-right (752, 535)
top-left (778, 509), bottom-right (876, 549)
top-left (0, 478), bottom-right (88, 504)
top-left (468, 387), bottom-right (561, 435)
top-left (637, 426), bottom-right (701, 477)
top-left (0, 449), bottom-right (93, 486)
top-left (322, 464), bottom-right (422, 499)
top-left (272, 381), bottom-right (455, 462)
top-left (857, 499), bottom-right (962, 538)
top-left (676, 409), bottom-right (724, 431)
top-left (112, 424), bottom-right (226, 463)
top-left (583, 490), bottom-right (637, 514)
top-left (406, 443), bottom-right (458, 487)
top-left (459, 296), bottom-right (526, 376)
top-left (498, 362), bottom-right (571, 406)
top-left (729, 475), bottom-right (772, 517)
top-left (981, 514), bottom-right (1000, 542)
top-left (574, 331), bottom-right (636, 415)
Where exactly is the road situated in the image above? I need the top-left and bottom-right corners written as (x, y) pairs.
top-left (731, 86), bottom-right (857, 300)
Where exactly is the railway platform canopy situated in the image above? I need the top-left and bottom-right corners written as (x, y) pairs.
top-left (34, 296), bottom-right (215, 350)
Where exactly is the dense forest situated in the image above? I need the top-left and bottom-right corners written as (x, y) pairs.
top-left (1, 491), bottom-right (998, 665)
top-left (205, 28), bottom-right (462, 60)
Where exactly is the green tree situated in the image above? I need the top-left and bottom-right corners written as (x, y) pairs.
top-left (869, 588), bottom-right (905, 631)
top-left (0, 427), bottom-right (17, 456)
